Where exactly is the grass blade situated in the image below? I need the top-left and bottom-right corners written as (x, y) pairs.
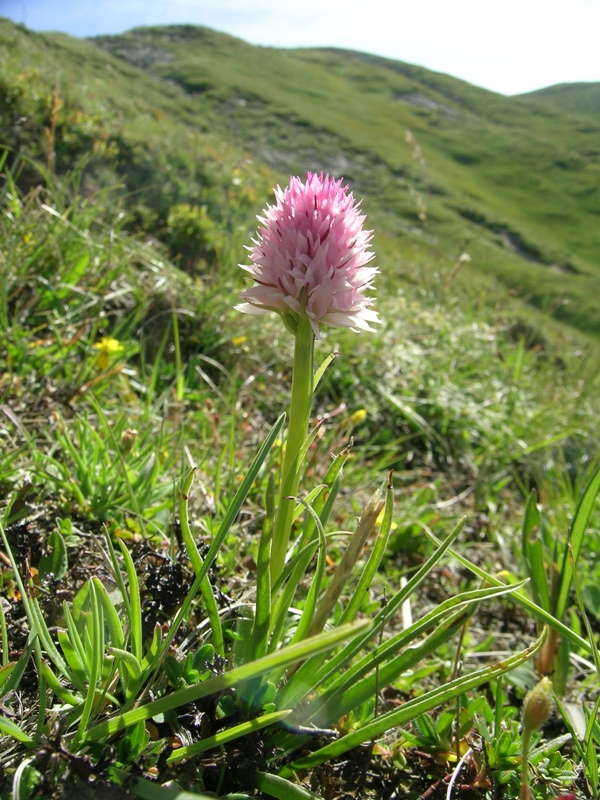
top-left (521, 490), bottom-right (550, 612)
top-left (279, 516), bottom-right (465, 708)
top-left (238, 770), bottom-right (323, 800)
top-left (179, 467), bottom-right (224, 656)
top-left (0, 715), bottom-right (33, 743)
top-left (555, 463), bottom-right (600, 622)
top-left (117, 540), bottom-right (142, 663)
top-left (423, 527), bottom-right (593, 655)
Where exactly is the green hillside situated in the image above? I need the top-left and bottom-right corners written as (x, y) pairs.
top-left (519, 81), bottom-right (600, 123)
top-left (91, 25), bottom-right (600, 337)
top-left (1, 18), bottom-right (600, 344)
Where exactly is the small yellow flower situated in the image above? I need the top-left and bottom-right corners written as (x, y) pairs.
top-left (94, 337), bottom-right (124, 369)
top-left (231, 335), bottom-right (247, 346)
top-left (350, 408), bottom-right (367, 426)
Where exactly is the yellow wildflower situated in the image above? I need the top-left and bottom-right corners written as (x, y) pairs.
top-left (94, 337), bottom-right (124, 369)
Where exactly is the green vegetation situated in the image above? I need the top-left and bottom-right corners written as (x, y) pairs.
top-left (1, 16), bottom-right (600, 800)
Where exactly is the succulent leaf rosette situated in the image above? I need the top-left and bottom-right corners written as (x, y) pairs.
top-left (237, 172), bottom-right (379, 337)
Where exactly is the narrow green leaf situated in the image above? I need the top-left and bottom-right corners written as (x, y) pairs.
top-left (103, 527), bottom-right (133, 622)
top-left (314, 352), bottom-right (337, 389)
top-left (0, 715), bottom-right (33, 743)
top-left (521, 491), bottom-right (550, 612)
top-left (423, 528), bottom-right (593, 655)
top-left (279, 517), bottom-right (466, 709)
top-left (117, 540), bottom-right (142, 663)
top-left (529, 732), bottom-right (573, 763)
top-left (553, 694), bottom-right (586, 761)
top-left (167, 710), bottom-right (291, 763)
top-left (108, 648), bottom-right (143, 681)
top-left (92, 577), bottom-right (125, 650)
top-left (313, 581), bottom-right (528, 726)
top-left (556, 464), bottom-right (600, 621)
top-left (141, 624), bottom-right (163, 672)
top-left (289, 629), bottom-right (547, 770)
top-left (74, 580), bottom-right (103, 744)
top-left (40, 660), bottom-right (82, 706)
top-left (268, 540), bottom-right (319, 654)
top-left (59, 251), bottom-right (90, 294)
top-left (312, 609), bottom-right (471, 727)
top-left (0, 663), bottom-right (16, 690)
top-left (281, 501), bottom-right (328, 650)
top-left (179, 468), bottom-right (202, 573)
top-left (250, 472), bottom-right (276, 663)
top-left (238, 770), bottom-right (324, 800)
top-left (1, 635), bottom-right (34, 697)
top-left (178, 467), bottom-right (224, 656)
top-left (56, 629), bottom-right (88, 692)
top-left (28, 596), bottom-right (70, 679)
top-left (269, 460), bottom-right (347, 650)
top-left (72, 580), bottom-right (91, 622)
top-left (84, 620), bottom-right (370, 741)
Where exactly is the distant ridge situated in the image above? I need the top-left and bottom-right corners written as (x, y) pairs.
top-left (516, 82), bottom-right (600, 123)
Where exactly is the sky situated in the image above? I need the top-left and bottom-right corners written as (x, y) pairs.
top-left (2, 0), bottom-right (600, 96)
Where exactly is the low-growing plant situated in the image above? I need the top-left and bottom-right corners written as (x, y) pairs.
top-left (1, 167), bottom-right (597, 800)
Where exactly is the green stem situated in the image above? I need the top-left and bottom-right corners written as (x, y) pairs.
top-left (270, 311), bottom-right (315, 584)
top-left (520, 728), bottom-right (532, 800)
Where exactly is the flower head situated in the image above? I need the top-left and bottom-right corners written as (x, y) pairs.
top-left (93, 336), bottom-right (124, 369)
top-left (236, 173), bottom-right (379, 336)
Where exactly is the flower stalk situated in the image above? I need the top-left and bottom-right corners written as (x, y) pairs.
top-left (520, 676), bottom-right (553, 800)
top-left (270, 309), bottom-right (315, 584)
top-left (236, 172), bottom-right (379, 585)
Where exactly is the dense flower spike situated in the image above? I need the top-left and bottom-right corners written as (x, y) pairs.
top-left (236, 173), bottom-right (379, 336)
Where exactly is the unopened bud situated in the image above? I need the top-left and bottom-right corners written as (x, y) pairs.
top-left (522, 676), bottom-right (553, 733)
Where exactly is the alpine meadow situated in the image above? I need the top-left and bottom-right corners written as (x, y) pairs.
top-left (1, 17), bottom-right (600, 800)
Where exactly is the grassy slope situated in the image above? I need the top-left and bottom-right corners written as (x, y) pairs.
top-left (2, 18), bottom-right (599, 343)
top-left (518, 81), bottom-right (600, 122)
top-left (89, 25), bottom-right (600, 340)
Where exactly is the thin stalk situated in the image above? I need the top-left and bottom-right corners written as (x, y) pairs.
top-left (270, 311), bottom-right (315, 583)
top-left (521, 728), bottom-right (532, 800)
